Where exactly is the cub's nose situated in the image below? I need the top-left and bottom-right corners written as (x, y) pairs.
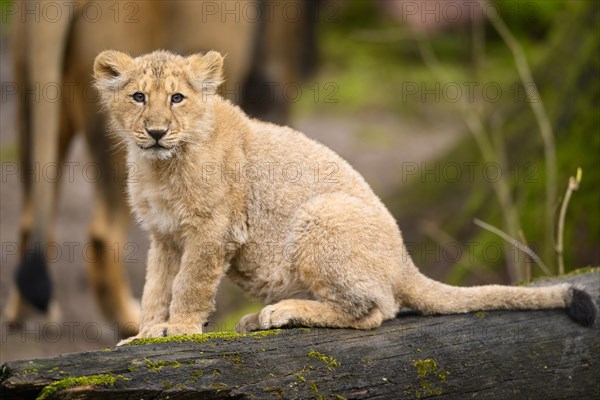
top-left (146, 128), bottom-right (168, 142)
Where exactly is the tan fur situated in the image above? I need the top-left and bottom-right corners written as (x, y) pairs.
top-left (94, 50), bottom-right (579, 341)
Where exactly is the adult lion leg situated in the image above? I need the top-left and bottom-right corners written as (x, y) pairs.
top-left (12, 4), bottom-right (72, 315)
top-left (4, 87), bottom-right (74, 324)
top-left (87, 200), bottom-right (139, 338)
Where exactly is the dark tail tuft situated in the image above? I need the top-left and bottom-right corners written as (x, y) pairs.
top-left (567, 288), bottom-right (598, 326)
top-left (16, 249), bottom-right (52, 312)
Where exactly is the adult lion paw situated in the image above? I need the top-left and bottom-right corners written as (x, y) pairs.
top-left (116, 323), bottom-right (202, 346)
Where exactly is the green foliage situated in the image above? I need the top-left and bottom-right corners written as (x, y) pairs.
top-left (494, 1), bottom-right (567, 41)
top-left (503, 1), bottom-right (599, 272)
top-left (327, 1), bottom-right (382, 32)
top-left (384, 2), bottom-right (599, 282)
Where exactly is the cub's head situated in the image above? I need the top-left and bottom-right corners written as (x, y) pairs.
top-left (93, 50), bottom-right (223, 160)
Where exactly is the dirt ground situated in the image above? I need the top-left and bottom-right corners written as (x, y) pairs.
top-left (0, 34), bottom-right (463, 363)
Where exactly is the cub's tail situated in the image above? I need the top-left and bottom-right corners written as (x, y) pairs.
top-left (398, 267), bottom-right (598, 326)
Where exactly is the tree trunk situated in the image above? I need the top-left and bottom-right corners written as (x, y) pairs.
top-left (1, 272), bottom-right (599, 400)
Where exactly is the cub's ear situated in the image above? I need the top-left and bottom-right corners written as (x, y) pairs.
top-left (187, 51), bottom-right (224, 92)
top-left (93, 50), bottom-right (133, 91)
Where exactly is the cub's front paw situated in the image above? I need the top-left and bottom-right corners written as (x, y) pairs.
top-left (155, 323), bottom-right (203, 337)
top-left (117, 336), bottom-right (140, 346)
top-left (116, 323), bottom-right (202, 346)
top-left (143, 323), bottom-right (203, 338)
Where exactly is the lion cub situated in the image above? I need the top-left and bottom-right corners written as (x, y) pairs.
top-left (93, 50), bottom-right (596, 342)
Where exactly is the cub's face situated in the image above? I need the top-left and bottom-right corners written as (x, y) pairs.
top-left (94, 50), bottom-right (223, 160)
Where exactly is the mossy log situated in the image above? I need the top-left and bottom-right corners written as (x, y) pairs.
top-left (1, 272), bottom-right (599, 400)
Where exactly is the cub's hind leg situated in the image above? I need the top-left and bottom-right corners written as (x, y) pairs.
top-left (238, 193), bottom-right (403, 332)
top-left (237, 299), bottom-right (383, 333)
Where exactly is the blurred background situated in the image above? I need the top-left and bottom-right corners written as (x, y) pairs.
top-left (1, 1), bottom-right (598, 362)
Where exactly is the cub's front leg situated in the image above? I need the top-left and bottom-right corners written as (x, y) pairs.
top-left (164, 233), bottom-right (226, 336)
top-left (118, 235), bottom-right (182, 345)
top-left (142, 224), bottom-right (226, 341)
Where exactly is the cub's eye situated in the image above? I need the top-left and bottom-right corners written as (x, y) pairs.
top-left (171, 93), bottom-right (185, 104)
top-left (132, 92), bottom-right (145, 103)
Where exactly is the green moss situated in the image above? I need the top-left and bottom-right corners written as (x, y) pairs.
top-left (297, 365), bottom-right (317, 375)
top-left (187, 369), bottom-right (205, 383)
top-left (335, 395), bottom-right (348, 400)
top-left (210, 382), bottom-right (229, 393)
top-left (296, 374), bottom-right (306, 383)
top-left (308, 381), bottom-right (319, 393)
top-left (413, 359), bottom-right (449, 382)
top-left (36, 374), bottom-right (129, 400)
top-left (221, 352), bottom-right (243, 365)
top-left (124, 329), bottom-right (281, 346)
top-left (251, 330), bottom-right (282, 338)
top-left (127, 366), bottom-right (138, 373)
top-left (23, 368), bottom-right (39, 375)
top-left (145, 358), bottom-right (181, 372)
top-left (554, 266), bottom-right (599, 278)
top-left (101, 347), bottom-right (113, 352)
top-left (161, 380), bottom-right (174, 389)
top-left (407, 359), bottom-right (450, 399)
top-left (264, 385), bottom-right (286, 398)
top-left (475, 311), bottom-right (486, 318)
top-left (307, 349), bottom-right (340, 370)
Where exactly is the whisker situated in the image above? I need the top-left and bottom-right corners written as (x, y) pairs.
top-left (108, 140), bottom-right (128, 155)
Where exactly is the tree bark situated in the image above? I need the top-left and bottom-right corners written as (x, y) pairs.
top-left (1, 272), bottom-right (599, 400)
